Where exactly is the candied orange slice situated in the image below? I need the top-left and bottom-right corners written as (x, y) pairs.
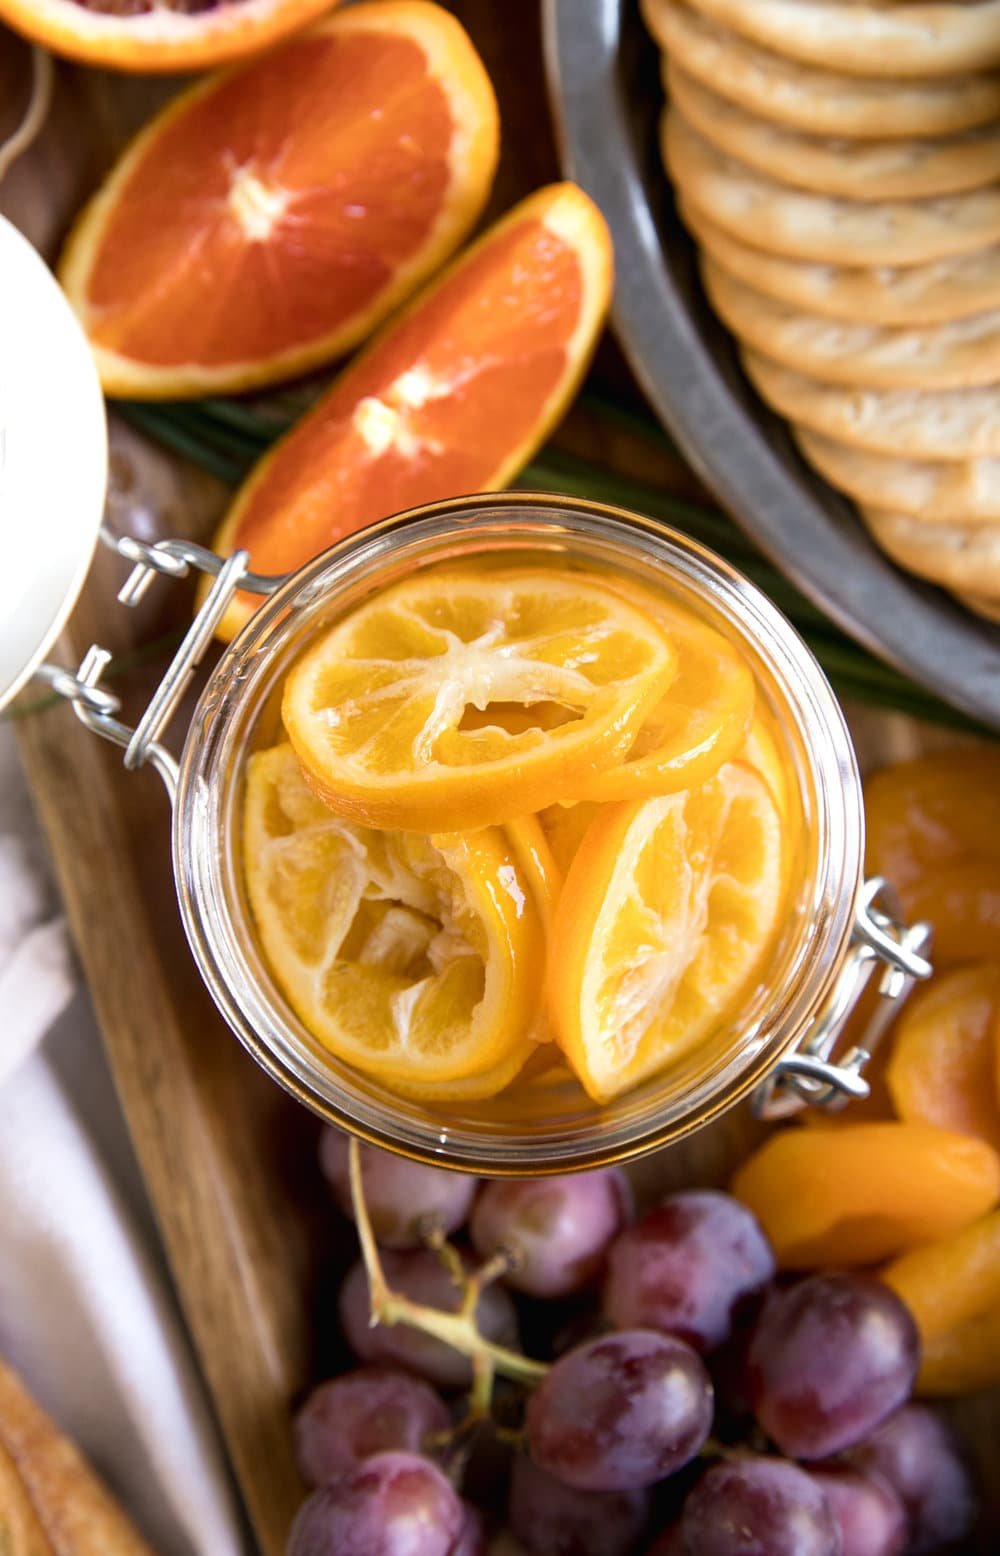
top-left (209, 182), bottom-right (613, 640)
top-left (572, 587), bottom-right (755, 803)
top-left (59, 3), bottom-right (498, 393)
top-left (282, 569), bottom-right (678, 833)
top-left (742, 715), bottom-right (791, 820)
top-left (505, 813), bottom-right (562, 935)
top-left (887, 963), bottom-right (1000, 1150)
top-left (537, 801), bottom-right (606, 876)
top-left (242, 743), bottom-right (541, 1090)
top-left (547, 762), bottom-right (785, 1102)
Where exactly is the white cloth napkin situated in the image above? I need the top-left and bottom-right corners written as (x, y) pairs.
top-left (0, 724), bottom-right (250, 1556)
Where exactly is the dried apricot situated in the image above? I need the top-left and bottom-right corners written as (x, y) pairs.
top-left (865, 750), bottom-right (1000, 895)
top-left (731, 1122), bottom-right (1000, 1269)
top-left (916, 1310), bottom-right (1000, 1396)
top-left (883, 1210), bottom-right (1000, 1396)
top-left (866, 752), bottom-right (1000, 970)
top-left (903, 863), bottom-right (1000, 968)
top-left (886, 964), bottom-right (1000, 1150)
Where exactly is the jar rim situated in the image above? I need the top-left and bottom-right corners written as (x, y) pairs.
top-left (173, 492), bottom-right (864, 1172)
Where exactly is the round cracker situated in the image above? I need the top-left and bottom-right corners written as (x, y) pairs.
top-left (744, 352), bottom-right (1000, 459)
top-left (799, 428), bottom-right (1000, 523)
top-left (684, 203), bottom-right (1000, 325)
top-left (702, 261), bottom-right (1000, 389)
top-left (864, 508), bottom-right (1000, 593)
top-left (684, 0), bottom-right (1000, 79)
top-left (665, 112), bottom-right (1000, 268)
top-left (644, 1), bottom-right (1000, 138)
top-left (667, 66), bottom-right (1000, 202)
top-left (959, 589), bottom-right (1000, 622)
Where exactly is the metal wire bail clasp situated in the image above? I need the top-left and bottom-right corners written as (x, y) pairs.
top-left (34, 529), bottom-right (288, 803)
top-left (751, 878), bottom-right (933, 1122)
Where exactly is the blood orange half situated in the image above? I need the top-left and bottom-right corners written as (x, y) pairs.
top-left (58, 1), bottom-right (499, 396)
top-left (0, 0), bottom-right (337, 72)
top-left (207, 181), bottom-right (613, 641)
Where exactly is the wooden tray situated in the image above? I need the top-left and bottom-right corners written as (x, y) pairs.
top-left (3, 8), bottom-right (997, 1553)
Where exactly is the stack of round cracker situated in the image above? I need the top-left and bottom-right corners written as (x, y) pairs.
top-left (642, 0), bottom-right (1000, 624)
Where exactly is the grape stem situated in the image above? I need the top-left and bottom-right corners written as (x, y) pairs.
top-left (348, 1139), bottom-right (548, 1391)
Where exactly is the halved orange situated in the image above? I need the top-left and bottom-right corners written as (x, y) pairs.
top-left (59, 2), bottom-right (499, 396)
top-left (207, 182), bottom-right (613, 640)
top-left (242, 742), bottom-right (542, 1094)
top-left (0, 0), bottom-right (337, 71)
top-left (547, 762), bottom-right (785, 1102)
top-left (282, 567), bottom-right (677, 833)
top-left (572, 581), bottom-right (755, 803)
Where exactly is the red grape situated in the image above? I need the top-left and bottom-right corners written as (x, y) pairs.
top-left (450, 1502), bottom-right (486, 1556)
top-left (470, 1171), bottom-right (632, 1298)
top-left (603, 1192), bottom-right (775, 1353)
top-left (525, 1330), bottom-right (713, 1491)
top-left (508, 1454), bottom-right (651, 1556)
top-left (286, 1450), bottom-right (463, 1556)
top-left (849, 1404), bottom-right (976, 1555)
top-left (680, 1456), bottom-right (840, 1556)
top-left (746, 1274), bottom-right (919, 1459)
top-left (320, 1130), bottom-right (477, 1248)
top-left (294, 1366), bottom-right (450, 1485)
top-left (809, 1466), bottom-right (906, 1556)
top-left (338, 1249), bottom-right (519, 1389)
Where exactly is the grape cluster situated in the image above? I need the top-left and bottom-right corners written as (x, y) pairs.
top-left (286, 1133), bottom-right (976, 1556)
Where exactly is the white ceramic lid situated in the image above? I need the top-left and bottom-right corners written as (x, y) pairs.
top-left (0, 215), bottom-right (107, 711)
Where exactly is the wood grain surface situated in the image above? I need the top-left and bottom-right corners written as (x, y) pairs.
top-left (1, 5), bottom-right (994, 1553)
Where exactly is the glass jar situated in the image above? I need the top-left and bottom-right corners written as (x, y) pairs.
top-left (165, 491), bottom-right (924, 1174)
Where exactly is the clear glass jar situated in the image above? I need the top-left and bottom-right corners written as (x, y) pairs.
top-left (173, 492), bottom-right (865, 1173)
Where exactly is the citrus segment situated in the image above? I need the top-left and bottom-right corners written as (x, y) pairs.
top-left (243, 742), bottom-right (542, 1087)
top-left (282, 569), bottom-right (678, 832)
top-left (547, 762), bottom-right (785, 1103)
top-left (0, 0), bottom-right (338, 71)
top-left (59, 3), bottom-right (499, 395)
top-left (208, 183), bottom-right (613, 640)
top-left (573, 584), bottom-right (755, 803)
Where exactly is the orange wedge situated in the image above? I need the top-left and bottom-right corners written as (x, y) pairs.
top-left (243, 743), bottom-right (541, 1094)
top-left (59, 3), bottom-right (499, 395)
top-left (282, 567), bottom-right (677, 833)
top-left (548, 762), bottom-right (785, 1102)
top-left (572, 582), bottom-right (755, 803)
top-left (0, 0), bottom-right (338, 71)
top-left (207, 182), bottom-right (613, 640)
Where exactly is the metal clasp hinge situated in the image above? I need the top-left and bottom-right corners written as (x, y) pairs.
top-left (751, 877), bottom-right (933, 1122)
top-left (31, 528), bottom-right (288, 803)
